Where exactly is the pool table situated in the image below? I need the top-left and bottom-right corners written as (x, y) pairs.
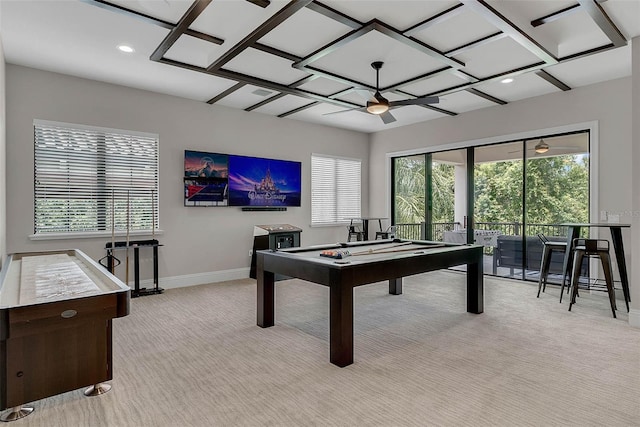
top-left (256, 239), bottom-right (483, 367)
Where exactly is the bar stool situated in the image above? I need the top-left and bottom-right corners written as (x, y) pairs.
top-left (347, 220), bottom-right (365, 242)
top-left (536, 234), bottom-right (567, 298)
top-left (375, 225), bottom-right (396, 240)
top-left (568, 238), bottom-right (617, 318)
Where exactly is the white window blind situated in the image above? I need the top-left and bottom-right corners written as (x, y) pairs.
top-left (34, 120), bottom-right (159, 235)
top-left (311, 154), bottom-right (361, 225)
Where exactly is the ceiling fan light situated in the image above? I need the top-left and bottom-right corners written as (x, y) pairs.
top-left (534, 141), bottom-right (549, 154)
top-left (366, 102), bottom-right (389, 115)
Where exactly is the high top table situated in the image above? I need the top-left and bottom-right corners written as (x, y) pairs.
top-left (349, 217), bottom-right (387, 241)
top-left (560, 223), bottom-right (630, 310)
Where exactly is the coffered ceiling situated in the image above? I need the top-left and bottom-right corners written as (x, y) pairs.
top-left (1, 0), bottom-right (639, 133)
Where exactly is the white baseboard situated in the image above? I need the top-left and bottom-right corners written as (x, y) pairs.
top-left (629, 308), bottom-right (640, 328)
top-left (138, 267), bottom-right (251, 290)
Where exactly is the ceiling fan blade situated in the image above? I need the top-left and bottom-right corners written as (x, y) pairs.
top-left (380, 111), bottom-right (396, 124)
top-left (390, 96), bottom-right (439, 107)
top-left (322, 106), bottom-right (367, 116)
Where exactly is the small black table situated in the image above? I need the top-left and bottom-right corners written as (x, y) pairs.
top-left (256, 239), bottom-right (483, 367)
top-left (349, 217), bottom-right (387, 240)
top-left (560, 223), bottom-right (630, 310)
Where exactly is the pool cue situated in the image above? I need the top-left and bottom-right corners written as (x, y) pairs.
top-left (350, 241), bottom-right (413, 255)
top-left (125, 190), bottom-right (130, 286)
top-left (351, 243), bottom-right (447, 256)
top-left (110, 189), bottom-right (115, 274)
top-left (151, 189), bottom-right (155, 239)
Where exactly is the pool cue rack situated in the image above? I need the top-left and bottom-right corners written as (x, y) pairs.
top-left (105, 239), bottom-right (163, 297)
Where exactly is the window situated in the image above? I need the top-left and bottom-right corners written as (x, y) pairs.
top-left (34, 119), bottom-right (159, 236)
top-left (311, 154), bottom-right (361, 225)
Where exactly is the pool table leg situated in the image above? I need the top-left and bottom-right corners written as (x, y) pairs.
top-left (467, 258), bottom-right (484, 314)
top-left (257, 257), bottom-right (275, 327)
top-left (389, 278), bottom-right (402, 295)
top-left (330, 282), bottom-right (353, 367)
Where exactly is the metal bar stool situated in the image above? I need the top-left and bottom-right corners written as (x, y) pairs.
top-left (375, 225), bottom-right (396, 240)
top-left (347, 220), bottom-right (365, 242)
top-left (568, 238), bottom-right (617, 318)
top-left (536, 234), bottom-right (567, 298)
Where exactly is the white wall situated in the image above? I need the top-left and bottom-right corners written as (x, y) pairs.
top-left (5, 65), bottom-right (369, 286)
top-left (631, 37), bottom-right (640, 327)
top-left (0, 30), bottom-right (6, 269)
top-left (369, 76), bottom-right (637, 324)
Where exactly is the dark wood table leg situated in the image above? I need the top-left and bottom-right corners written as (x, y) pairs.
top-left (362, 220), bottom-right (369, 241)
top-left (561, 226), bottom-right (581, 299)
top-left (257, 254), bottom-right (275, 328)
top-left (610, 226), bottom-right (630, 310)
top-left (467, 256), bottom-right (484, 314)
top-left (134, 247), bottom-right (140, 296)
top-left (389, 278), bottom-right (402, 295)
top-left (330, 282), bottom-right (353, 367)
top-left (153, 245), bottom-right (159, 291)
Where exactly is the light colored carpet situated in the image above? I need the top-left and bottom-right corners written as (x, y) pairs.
top-left (12, 271), bottom-right (640, 426)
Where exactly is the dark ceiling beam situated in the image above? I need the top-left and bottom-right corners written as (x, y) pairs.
top-left (390, 89), bottom-right (457, 116)
top-left (290, 74), bottom-right (321, 87)
top-left (278, 101), bottom-right (320, 118)
top-left (207, 0), bottom-right (313, 71)
top-left (466, 88), bottom-right (508, 105)
top-left (531, 4), bottom-right (581, 27)
top-left (403, 3), bottom-right (465, 36)
top-left (306, 1), bottom-right (362, 29)
top-left (559, 43), bottom-right (615, 62)
top-left (577, 0), bottom-right (626, 47)
top-left (246, 0), bottom-right (270, 8)
top-left (460, 0), bottom-right (557, 65)
top-left (81, 0), bottom-right (223, 45)
top-left (305, 66), bottom-right (374, 92)
top-left (294, 22), bottom-right (375, 68)
top-left (253, 43), bottom-right (302, 62)
top-left (535, 70), bottom-right (571, 91)
top-left (150, 0), bottom-right (213, 61)
top-left (246, 93), bottom-right (286, 111)
top-left (444, 31), bottom-right (506, 57)
top-left (207, 82), bottom-right (246, 104)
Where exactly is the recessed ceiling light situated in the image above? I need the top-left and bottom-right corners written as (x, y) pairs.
top-left (117, 45), bottom-right (135, 53)
top-left (501, 78), bottom-right (514, 84)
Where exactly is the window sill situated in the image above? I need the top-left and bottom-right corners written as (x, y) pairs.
top-left (29, 230), bottom-right (164, 241)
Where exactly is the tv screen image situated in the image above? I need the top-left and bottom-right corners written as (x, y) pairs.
top-left (184, 151), bottom-right (229, 206)
top-left (228, 155), bottom-right (301, 207)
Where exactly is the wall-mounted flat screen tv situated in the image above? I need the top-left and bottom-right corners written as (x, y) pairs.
top-left (228, 155), bottom-right (301, 207)
top-left (184, 151), bottom-right (301, 207)
top-left (184, 150), bottom-right (229, 206)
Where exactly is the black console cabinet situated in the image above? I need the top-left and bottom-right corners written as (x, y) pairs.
top-left (249, 224), bottom-right (301, 279)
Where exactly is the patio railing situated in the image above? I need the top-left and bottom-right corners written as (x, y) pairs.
top-left (395, 221), bottom-right (571, 240)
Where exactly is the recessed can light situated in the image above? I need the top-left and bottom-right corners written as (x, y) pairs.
top-left (117, 45), bottom-right (135, 53)
top-left (501, 78), bottom-right (514, 84)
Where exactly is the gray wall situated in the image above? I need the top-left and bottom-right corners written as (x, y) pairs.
top-left (5, 65), bottom-right (369, 286)
top-left (0, 32), bottom-right (5, 269)
top-left (369, 75), bottom-right (638, 325)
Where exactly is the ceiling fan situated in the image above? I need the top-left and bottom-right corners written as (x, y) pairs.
top-left (507, 139), bottom-right (585, 155)
top-left (325, 61), bottom-right (440, 124)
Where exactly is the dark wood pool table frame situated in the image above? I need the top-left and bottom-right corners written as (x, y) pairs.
top-left (256, 239), bottom-right (484, 367)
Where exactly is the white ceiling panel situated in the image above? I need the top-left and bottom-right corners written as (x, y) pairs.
top-left (535, 10), bottom-right (613, 58)
top-left (322, 0), bottom-right (459, 31)
top-left (164, 34), bottom-right (224, 68)
top-left (224, 48), bottom-right (310, 85)
top-left (544, 45), bottom-right (632, 88)
top-left (296, 77), bottom-right (352, 97)
top-left (258, 7), bottom-right (353, 57)
top-left (311, 31), bottom-right (449, 88)
top-left (412, 8), bottom-right (499, 53)
top-left (438, 90), bottom-right (496, 114)
top-left (601, 0), bottom-right (640, 39)
top-left (399, 72), bottom-right (470, 97)
top-left (453, 36), bottom-right (543, 79)
top-left (215, 84), bottom-right (280, 110)
top-left (108, 0), bottom-right (192, 24)
top-left (253, 94), bottom-right (314, 116)
top-left (475, 72), bottom-right (560, 103)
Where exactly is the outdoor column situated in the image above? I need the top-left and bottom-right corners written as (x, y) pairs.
top-left (454, 164), bottom-right (467, 228)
